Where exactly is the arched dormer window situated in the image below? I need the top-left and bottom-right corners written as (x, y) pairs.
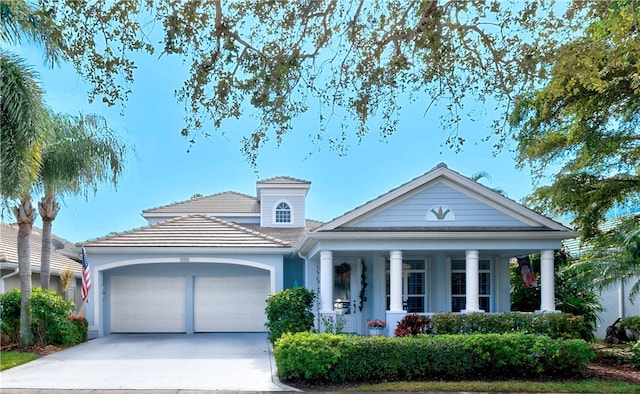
top-left (275, 201), bottom-right (291, 223)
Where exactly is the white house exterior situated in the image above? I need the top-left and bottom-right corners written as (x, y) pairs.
top-left (80, 164), bottom-right (577, 338)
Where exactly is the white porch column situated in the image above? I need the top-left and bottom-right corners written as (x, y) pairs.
top-left (389, 250), bottom-right (404, 312)
top-left (320, 250), bottom-right (334, 313)
top-left (539, 249), bottom-right (556, 312)
top-left (463, 249), bottom-right (481, 313)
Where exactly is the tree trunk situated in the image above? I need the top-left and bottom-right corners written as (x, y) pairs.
top-left (14, 194), bottom-right (35, 348)
top-left (38, 193), bottom-right (59, 290)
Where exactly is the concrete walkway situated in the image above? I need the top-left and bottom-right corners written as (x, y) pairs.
top-left (0, 333), bottom-right (298, 392)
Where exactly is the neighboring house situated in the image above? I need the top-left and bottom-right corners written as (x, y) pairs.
top-left (81, 163), bottom-right (577, 338)
top-left (564, 214), bottom-right (640, 339)
top-left (0, 223), bottom-right (82, 303)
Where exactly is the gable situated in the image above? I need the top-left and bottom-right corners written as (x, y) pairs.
top-left (351, 181), bottom-right (529, 228)
top-left (317, 163), bottom-right (571, 232)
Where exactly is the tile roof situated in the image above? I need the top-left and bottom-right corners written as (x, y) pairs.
top-left (257, 176), bottom-right (310, 185)
top-left (142, 192), bottom-right (259, 215)
top-left (0, 223), bottom-right (81, 275)
top-left (81, 214), bottom-right (294, 248)
top-left (242, 219), bottom-right (323, 247)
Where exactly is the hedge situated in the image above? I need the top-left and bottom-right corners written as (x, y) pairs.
top-left (274, 332), bottom-right (594, 383)
top-left (431, 312), bottom-right (591, 341)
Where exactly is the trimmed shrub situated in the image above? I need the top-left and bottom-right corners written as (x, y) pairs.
top-left (431, 312), bottom-right (590, 340)
top-left (265, 286), bottom-right (316, 343)
top-left (273, 332), bottom-right (342, 380)
top-left (0, 289), bottom-right (21, 345)
top-left (394, 313), bottom-right (432, 336)
top-left (274, 332), bottom-right (594, 383)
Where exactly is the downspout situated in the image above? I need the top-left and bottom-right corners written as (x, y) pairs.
top-left (0, 268), bottom-right (20, 293)
top-left (298, 247), bottom-right (321, 330)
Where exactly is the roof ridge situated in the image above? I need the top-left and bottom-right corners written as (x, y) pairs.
top-left (258, 176), bottom-right (310, 184)
top-left (141, 190), bottom-right (257, 213)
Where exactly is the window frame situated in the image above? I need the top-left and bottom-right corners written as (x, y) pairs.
top-left (273, 200), bottom-right (293, 225)
top-left (449, 257), bottom-right (492, 312)
top-left (385, 258), bottom-right (429, 313)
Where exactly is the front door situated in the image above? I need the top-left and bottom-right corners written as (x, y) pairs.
top-left (332, 258), bottom-right (362, 334)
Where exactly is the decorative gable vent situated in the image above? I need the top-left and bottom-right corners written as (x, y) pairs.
top-left (427, 205), bottom-right (455, 221)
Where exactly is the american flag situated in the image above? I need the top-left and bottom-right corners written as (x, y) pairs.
top-left (81, 247), bottom-right (92, 303)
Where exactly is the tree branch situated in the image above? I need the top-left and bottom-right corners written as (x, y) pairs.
top-left (376, 0), bottom-right (438, 48)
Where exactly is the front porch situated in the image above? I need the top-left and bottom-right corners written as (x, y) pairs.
top-left (295, 164), bottom-right (576, 336)
top-left (308, 248), bottom-right (558, 336)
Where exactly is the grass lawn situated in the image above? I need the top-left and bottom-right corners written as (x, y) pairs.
top-left (0, 350), bottom-right (39, 371)
top-left (343, 380), bottom-right (640, 393)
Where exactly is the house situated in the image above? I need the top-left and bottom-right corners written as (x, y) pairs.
top-left (80, 163), bottom-right (577, 338)
top-left (0, 223), bottom-right (82, 302)
top-left (564, 214), bottom-right (640, 339)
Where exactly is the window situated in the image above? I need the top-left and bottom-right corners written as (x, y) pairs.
top-left (386, 259), bottom-right (426, 313)
top-left (275, 202), bottom-right (291, 223)
top-left (451, 259), bottom-right (491, 312)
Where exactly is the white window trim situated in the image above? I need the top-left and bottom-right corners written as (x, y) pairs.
top-left (272, 199), bottom-right (294, 225)
top-left (448, 256), bottom-right (493, 313)
top-left (385, 257), bottom-right (429, 313)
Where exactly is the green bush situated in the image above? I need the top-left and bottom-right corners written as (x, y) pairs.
top-left (274, 332), bottom-right (595, 383)
top-left (0, 289), bottom-right (21, 345)
top-left (629, 340), bottom-right (640, 368)
top-left (69, 315), bottom-right (88, 342)
top-left (265, 286), bottom-right (316, 343)
top-left (431, 312), bottom-right (590, 340)
top-left (1, 288), bottom-right (87, 347)
top-left (30, 288), bottom-right (81, 346)
top-left (274, 332), bottom-right (342, 380)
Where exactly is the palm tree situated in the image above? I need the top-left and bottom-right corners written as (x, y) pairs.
top-left (0, 51), bottom-right (51, 347)
top-left (38, 113), bottom-right (126, 289)
top-left (0, 0), bottom-right (64, 67)
top-left (470, 171), bottom-right (506, 196)
top-left (1, 0), bottom-right (63, 347)
top-left (573, 215), bottom-right (640, 302)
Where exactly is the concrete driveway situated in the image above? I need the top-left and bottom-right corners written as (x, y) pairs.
top-left (1, 333), bottom-right (297, 392)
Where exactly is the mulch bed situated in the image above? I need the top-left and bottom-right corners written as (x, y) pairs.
top-left (585, 346), bottom-right (640, 385)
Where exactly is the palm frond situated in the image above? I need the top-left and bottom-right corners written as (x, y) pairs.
top-left (0, 51), bottom-right (50, 200)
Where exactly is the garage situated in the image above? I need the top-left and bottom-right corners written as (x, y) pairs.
top-left (194, 265), bottom-right (270, 332)
top-left (108, 263), bottom-right (271, 334)
top-left (111, 276), bottom-right (187, 333)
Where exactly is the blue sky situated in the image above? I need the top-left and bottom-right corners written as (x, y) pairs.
top-left (7, 42), bottom-right (538, 243)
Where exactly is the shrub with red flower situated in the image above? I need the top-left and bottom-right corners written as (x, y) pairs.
top-left (394, 313), bottom-right (432, 336)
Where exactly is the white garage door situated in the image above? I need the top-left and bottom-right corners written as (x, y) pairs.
top-left (111, 276), bottom-right (186, 333)
top-left (194, 266), bottom-right (270, 332)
